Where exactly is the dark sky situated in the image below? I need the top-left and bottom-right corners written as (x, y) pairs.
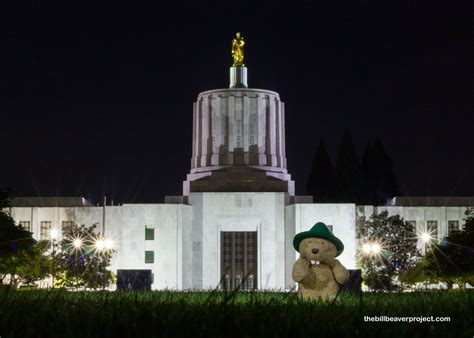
top-left (1, 1), bottom-right (472, 204)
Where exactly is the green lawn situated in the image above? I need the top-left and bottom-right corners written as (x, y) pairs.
top-left (0, 288), bottom-right (472, 337)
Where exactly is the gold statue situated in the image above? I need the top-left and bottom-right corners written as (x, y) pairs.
top-left (231, 32), bottom-right (245, 67)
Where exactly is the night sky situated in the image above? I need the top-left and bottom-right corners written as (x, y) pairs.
top-left (1, 1), bottom-right (472, 204)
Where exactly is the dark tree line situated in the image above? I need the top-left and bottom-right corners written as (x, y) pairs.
top-left (306, 129), bottom-right (400, 205)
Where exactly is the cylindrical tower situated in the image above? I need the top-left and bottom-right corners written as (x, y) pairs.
top-left (182, 35), bottom-right (294, 196)
top-left (190, 87), bottom-right (287, 172)
top-left (183, 67), bottom-right (294, 196)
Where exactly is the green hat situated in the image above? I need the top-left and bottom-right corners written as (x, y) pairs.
top-left (293, 222), bottom-right (344, 256)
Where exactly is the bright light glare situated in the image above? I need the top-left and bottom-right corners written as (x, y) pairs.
top-left (104, 239), bottom-right (114, 249)
top-left (362, 243), bottom-right (372, 254)
top-left (50, 229), bottom-right (59, 240)
top-left (95, 239), bottom-right (105, 250)
top-left (73, 239), bottom-right (82, 248)
top-left (421, 232), bottom-right (431, 243)
top-left (371, 243), bottom-right (381, 254)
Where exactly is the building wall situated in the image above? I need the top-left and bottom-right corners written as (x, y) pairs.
top-left (10, 204), bottom-right (193, 290)
top-left (7, 201), bottom-right (471, 290)
top-left (188, 192), bottom-right (288, 290)
top-left (10, 206), bottom-right (76, 239)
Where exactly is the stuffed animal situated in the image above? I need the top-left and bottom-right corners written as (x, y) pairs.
top-left (292, 222), bottom-right (349, 301)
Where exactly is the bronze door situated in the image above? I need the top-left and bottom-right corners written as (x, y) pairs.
top-left (221, 231), bottom-right (257, 290)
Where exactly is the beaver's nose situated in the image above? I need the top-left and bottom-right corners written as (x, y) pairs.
top-left (312, 248), bottom-right (319, 254)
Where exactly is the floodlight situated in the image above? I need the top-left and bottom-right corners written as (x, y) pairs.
top-left (420, 232), bottom-right (431, 243)
top-left (371, 243), bottom-right (381, 254)
top-left (362, 243), bottom-right (372, 254)
top-left (50, 229), bottom-right (59, 240)
top-left (95, 239), bottom-right (105, 250)
top-left (73, 239), bottom-right (83, 248)
top-left (104, 239), bottom-right (114, 250)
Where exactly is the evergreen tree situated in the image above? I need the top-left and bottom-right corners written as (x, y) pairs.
top-left (306, 139), bottom-right (336, 202)
top-left (372, 138), bottom-right (400, 204)
top-left (0, 188), bottom-right (12, 210)
top-left (334, 129), bottom-right (362, 202)
top-left (360, 141), bottom-right (374, 205)
top-left (361, 138), bottom-right (400, 205)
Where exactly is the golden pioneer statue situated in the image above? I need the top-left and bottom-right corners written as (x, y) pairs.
top-left (231, 32), bottom-right (245, 67)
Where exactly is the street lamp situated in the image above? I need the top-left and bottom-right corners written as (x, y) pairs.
top-left (361, 241), bottom-right (383, 256)
top-left (50, 229), bottom-right (59, 241)
top-left (95, 238), bottom-right (114, 251)
top-left (419, 231), bottom-right (432, 254)
top-left (69, 237), bottom-right (84, 290)
top-left (362, 243), bottom-right (372, 254)
top-left (420, 232), bottom-right (431, 243)
top-left (49, 228), bottom-right (60, 288)
top-left (104, 239), bottom-right (114, 250)
top-left (73, 238), bottom-right (83, 249)
top-left (95, 239), bottom-right (105, 251)
top-left (371, 243), bottom-right (381, 254)
top-left (94, 237), bottom-right (114, 290)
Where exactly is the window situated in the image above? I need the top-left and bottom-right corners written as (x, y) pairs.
top-left (62, 221), bottom-right (73, 236)
top-left (406, 220), bottom-right (416, 229)
top-left (40, 221), bottom-right (52, 240)
top-left (427, 221), bottom-right (438, 239)
top-left (145, 251), bottom-right (154, 264)
top-left (448, 220), bottom-right (460, 234)
top-left (19, 221), bottom-right (31, 232)
top-left (145, 225), bottom-right (155, 240)
top-left (62, 221), bottom-right (73, 228)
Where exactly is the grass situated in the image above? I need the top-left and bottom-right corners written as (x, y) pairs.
top-left (0, 288), bottom-right (472, 338)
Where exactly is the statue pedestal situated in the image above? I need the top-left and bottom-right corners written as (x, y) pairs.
top-left (229, 67), bottom-right (248, 88)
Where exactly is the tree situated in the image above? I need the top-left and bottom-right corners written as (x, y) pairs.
top-left (334, 129), bottom-right (362, 203)
top-left (53, 223), bottom-right (115, 290)
top-left (306, 138), bottom-right (336, 202)
top-left (402, 207), bottom-right (474, 288)
top-left (0, 189), bottom-right (35, 254)
top-left (0, 187), bottom-right (12, 210)
top-left (15, 240), bottom-right (51, 287)
top-left (357, 210), bottom-right (421, 291)
top-left (361, 138), bottom-right (400, 205)
top-left (359, 141), bottom-right (372, 205)
top-left (0, 188), bottom-right (49, 287)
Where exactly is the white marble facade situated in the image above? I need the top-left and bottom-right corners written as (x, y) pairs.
top-left (8, 197), bottom-right (471, 290)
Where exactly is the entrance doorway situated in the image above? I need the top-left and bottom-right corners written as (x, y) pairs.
top-left (221, 231), bottom-right (257, 290)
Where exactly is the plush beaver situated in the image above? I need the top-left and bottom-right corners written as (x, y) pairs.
top-left (292, 222), bottom-right (349, 301)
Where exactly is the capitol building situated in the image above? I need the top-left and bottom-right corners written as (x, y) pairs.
top-left (7, 36), bottom-right (473, 290)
